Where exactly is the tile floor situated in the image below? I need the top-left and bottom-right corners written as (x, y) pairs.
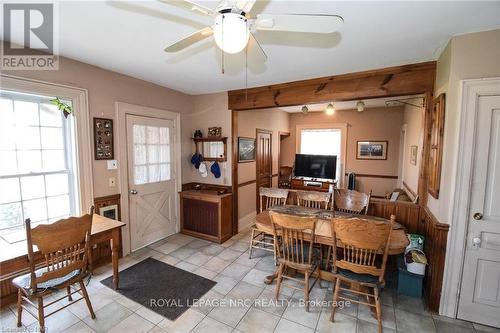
top-left (1, 228), bottom-right (499, 333)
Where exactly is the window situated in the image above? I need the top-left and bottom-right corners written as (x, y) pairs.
top-left (132, 124), bottom-right (171, 185)
top-left (0, 91), bottom-right (78, 241)
top-left (300, 128), bottom-right (342, 181)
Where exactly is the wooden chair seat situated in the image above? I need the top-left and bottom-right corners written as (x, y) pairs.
top-left (13, 268), bottom-right (83, 293)
top-left (333, 268), bottom-right (381, 285)
top-left (255, 221), bottom-right (274, 234)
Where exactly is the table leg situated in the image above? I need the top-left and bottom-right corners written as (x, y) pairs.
top-left (111, 228), bottom-right (120, 289)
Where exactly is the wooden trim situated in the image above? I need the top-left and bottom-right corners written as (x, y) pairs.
top-left (231, 110), bottom-right (238, 235)
top-left (255, 128), bottom-right (273, 212)
top-left (344, 173), bottom-right (398, 179)
top-left (238, 179), bottom-right (257, 188)
top-left (277, 131), bottom-right (290, 173)
top-left (427, 94), bottom-right (446, 198)
top-left (402, 181), bottom-right (417, 198)
top-left (228, 62), bottom-right (436, 110)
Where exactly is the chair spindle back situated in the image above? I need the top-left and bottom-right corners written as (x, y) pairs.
top-left (296, 190), bottom-right (331, 210)
top-left (332, 215), bottom-right (394, 282)
top-left (25, 213), bottom-right (93, 290)
top-left (269, 211), bottom-right (317, 266)
top-left (259, 187), bottom-right (289, 213)
top-left (334, 189), bottom-right (371, 215)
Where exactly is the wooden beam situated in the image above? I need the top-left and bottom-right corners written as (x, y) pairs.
top-left (228, 62), bottom-right (436, 110)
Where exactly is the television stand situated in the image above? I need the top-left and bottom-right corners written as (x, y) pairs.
top-left (291, 178), bottom-right (335, 192)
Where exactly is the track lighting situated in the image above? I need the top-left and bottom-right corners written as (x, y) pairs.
top-left (325, 103), bottom-right (335, 115)
top-left (357, 101), bottom-right (365, 112)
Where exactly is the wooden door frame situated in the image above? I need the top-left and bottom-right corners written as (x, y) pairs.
top-left (230, 61), bottom-right (435, 235)
top-left (115, 102), bottom-right (181, 255)
top-left (255, 128), bottom-right (273, 213)
top-left (277, 131), bottom-right (291, 175)
top-left (441, 78), bottom-right (500, 318)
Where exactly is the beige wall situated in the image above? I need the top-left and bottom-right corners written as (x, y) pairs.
top-left (402, 104), bottom-right (424, 196)
top-left (428, 29), bottom-right (500, 223)
top-left (283, 107), bottom-right (404, 197)
top-left (181, 92), bottom-right (231, 186)
top-left (237, 109), bottom-right (290, 225)
top-left (2, 56), bottom-right (193, 199)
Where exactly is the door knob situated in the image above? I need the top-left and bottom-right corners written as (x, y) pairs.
top-left (473, 212), bottom-right (483, 220)
top-left (129, 189), bottom-right (138, 195)
top-left (472, 237), bottom-right (482, 249)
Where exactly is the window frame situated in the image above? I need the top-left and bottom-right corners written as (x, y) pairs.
top-left (0, 74), bottom-right (94, 222)
top-left (295, 123), bottom-right (347, 187)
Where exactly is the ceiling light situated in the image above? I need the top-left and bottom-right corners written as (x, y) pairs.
top-left (213, 13), bottom-right (249, 54)
top-left (301, 105), bottom-right (309, 114)
top-left (357, 101), bottom-right (365, 112)
top-left (325, 103), bottom-right (335, 115)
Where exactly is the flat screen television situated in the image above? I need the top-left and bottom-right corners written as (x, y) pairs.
top-left (294, 154), bottom-right (337, 180)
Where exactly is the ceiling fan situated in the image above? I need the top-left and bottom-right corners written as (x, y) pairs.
top-left (160, 0), bottom-right (344, 60)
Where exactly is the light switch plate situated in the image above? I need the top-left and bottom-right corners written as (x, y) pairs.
top-left (107, 160), bottom-right (118, 170)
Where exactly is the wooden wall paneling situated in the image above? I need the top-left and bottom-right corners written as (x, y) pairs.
top-left (228, 62), bottom-right (436, 110)
top-left (367, 198), bottom-right (420, 233)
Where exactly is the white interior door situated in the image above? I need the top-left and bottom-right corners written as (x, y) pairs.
top-left (458, 95), bottom-right (500, 327)
top-left (126, 115), bottom-right (176, 251)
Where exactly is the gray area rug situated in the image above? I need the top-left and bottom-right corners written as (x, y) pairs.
top-left (101, 257), bottom-right (216, 320)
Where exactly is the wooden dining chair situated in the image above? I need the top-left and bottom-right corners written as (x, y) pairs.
top-left (330, 215), bottom-right (395, 333)
top-left (296, 190), bottom-right (332, 210)
top-left (249, 187), bottom-right (289, 263)
top-left (278, 166), bottom-right (293, 188)
top-left (334, 188), bottom-right (372, 214)
top-left (13, 212), bottom-right (96, 333)
top-left (270, 211), bottom-right (321, 312)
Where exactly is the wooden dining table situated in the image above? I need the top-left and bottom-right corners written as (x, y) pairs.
top-left (255, 205), bottom-right (410, 284)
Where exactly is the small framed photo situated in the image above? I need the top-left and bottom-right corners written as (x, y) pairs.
top-left (410, 145), bottom-right (418, 165)
top-left (238, 137), bottom-right (255, 163)
top-left (93, 118), bottom-right (114, 160)
top-left (356, 141), bottom-right (388, 160)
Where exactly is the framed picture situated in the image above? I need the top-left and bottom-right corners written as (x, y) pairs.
top-left (238, 137), bottom-right (255, 162)
top-left (410, 145), bottom-right (418, 165)
top-left (93, 118), bottom-right (114, 160)
top-left (356, 141), bottom-right (388, 160)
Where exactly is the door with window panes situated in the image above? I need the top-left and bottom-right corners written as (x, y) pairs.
top-left (0, 92), bottom-right (78, 247)
top-left (126, 115), bottom-right (176, 251)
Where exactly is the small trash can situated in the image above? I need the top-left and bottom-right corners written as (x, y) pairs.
top-left (397, 256), bottom-right (424, 298)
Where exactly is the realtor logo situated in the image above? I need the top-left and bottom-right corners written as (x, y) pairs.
top-left (1, 3), bottom-right (59, 70)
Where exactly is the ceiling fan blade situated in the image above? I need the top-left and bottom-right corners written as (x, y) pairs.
top-left (248, 32), bottom-right (267, 61)
top-left (157, 0), bottom-right (214, 16)
top-left (237, 0), bottom-right (256, 14)
top-left (164, 27), bottom-right (213, 52)
top-left (255, 14), bottom-right (343, 33)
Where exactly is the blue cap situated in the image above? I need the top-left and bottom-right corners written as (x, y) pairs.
top-left (210, 161), bottom-right (221, 178)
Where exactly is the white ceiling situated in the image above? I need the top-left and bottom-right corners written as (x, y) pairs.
top-left (278, 94), bottom-right (425, 113)
top-left (8, 1), bottom-right (500, 94)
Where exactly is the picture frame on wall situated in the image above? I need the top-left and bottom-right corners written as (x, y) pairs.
top-left (356, 141), bottom-right (388, 160)
top-left (238, 137), bottom-right (255, 163)
top-left (93, 118), bottom-right (114, 160)
top-left (410, 145), bottom-right (418, 165)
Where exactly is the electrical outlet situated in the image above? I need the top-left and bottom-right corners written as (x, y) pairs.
top-left (109, 177), bottom-right (116, 187)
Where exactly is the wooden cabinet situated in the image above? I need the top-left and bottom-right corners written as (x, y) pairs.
top-left (180, 190), bottom-right (233, 243)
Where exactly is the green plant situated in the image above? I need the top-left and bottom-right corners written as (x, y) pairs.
top-left (50, 97), bottom-right (73, 118)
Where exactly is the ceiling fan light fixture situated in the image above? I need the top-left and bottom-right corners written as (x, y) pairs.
top-left (325, 103), bottom-right (335, 115)
top-left (214, 13), bottom-right (249, 54)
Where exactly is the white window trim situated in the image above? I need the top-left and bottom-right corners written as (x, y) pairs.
top-left (295, 123), bottom-right (348, 188)
top-left (115, 102), bottom-right (181, 256)
top-left (1, 74), bottom-right (93, 214)
top-left (441, 77), bottom-right (500, 317)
